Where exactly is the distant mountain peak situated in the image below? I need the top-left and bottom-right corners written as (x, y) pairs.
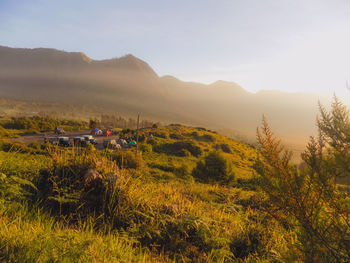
top-left (210, 80), bottom-right (239, 87)
top-left (94, 53), bottom-right (158, 78)
top-left (209, 80), bottom-right (248, 94)
top-left (79, 52), bottom-right (92, 63)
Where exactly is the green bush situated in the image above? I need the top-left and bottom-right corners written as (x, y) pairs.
top-left (174, 164), bottom-right (193, 181)
top-left (169, 133), bottom-right (183, 140)
top-left (139, 143), bottom-right (152, 153)
top-left (200, 134), bottom-right (216, 142)
top-left (153, 131), bottom-right (168, 139)
top-left (192, 151), bottom-right (235, 184)
top-left (109, 151), bottom-right (144, 169)
top-left (153, 141), bottom-right (202, 157)
top-left (218, 143), bottom-right (231, 153)
top-left (28, 141), bottom-right (42, 150)
top-left (229, 224), bottom-right (265, 259)
top-left (188, 131), bottom-right (216, 142)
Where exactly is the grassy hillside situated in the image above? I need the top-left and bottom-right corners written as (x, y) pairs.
top-left (0, 121), bottom-right (299, 262)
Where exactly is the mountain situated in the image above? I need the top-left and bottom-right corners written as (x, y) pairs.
top-left (0, 45), bottom-right (327, 143)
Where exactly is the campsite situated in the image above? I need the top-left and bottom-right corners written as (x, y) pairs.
top-left (8, 128), bottom-right (139, 150)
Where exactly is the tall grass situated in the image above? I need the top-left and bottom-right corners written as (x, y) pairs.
top-left (0, 124), bottom-right (296, 262)
top-left (0, 205), bottom-right (155, 262)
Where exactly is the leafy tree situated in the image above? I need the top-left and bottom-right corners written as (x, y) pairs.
top-left (254, 98), bottom-right (350, 262)
top-left (89, 119), bottom-right (98, 129)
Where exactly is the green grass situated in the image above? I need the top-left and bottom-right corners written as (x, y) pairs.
top-left (0, 124), bottom-right (296, 262)
top-left (0, 205), bottom-right (156, 262)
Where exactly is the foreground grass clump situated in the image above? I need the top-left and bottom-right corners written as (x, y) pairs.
top-left (0, 206), bottom-right (155, 262)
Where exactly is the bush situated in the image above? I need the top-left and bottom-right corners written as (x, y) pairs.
top-left (255, 99), bottom-right (350, 262)
top-left (28, 141), bottom-right (42, 150)
top-left (169, 133), bottom-right (183, 140)
top-left (192, 151), bottom-right (235, 184)
top-left (188, 131), bottom-right (216, 142)
top-left (153, 141), bottom-right (202, 157)
top-left (201, 134), bottom-right (216, 142)
top-left (139, 143), bottom-right (152, 153)
top-left (229, 224), bottom-right (264, 259)
top-left (218, 143), bottom-right (231, 153)
top-left (153, 131), bottom-right (168, 139)
top-left (174, 164), bottom-right (193, 181)
top-left (109, 151), bottom-right (144, 169)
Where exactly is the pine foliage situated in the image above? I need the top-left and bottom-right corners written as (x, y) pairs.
top-left (255, 100), bottom-right (350, 262)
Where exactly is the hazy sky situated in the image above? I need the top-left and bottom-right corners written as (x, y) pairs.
top-left (1, 0), bottom-right (350, 99)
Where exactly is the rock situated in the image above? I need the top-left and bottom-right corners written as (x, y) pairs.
top-left (83, 169), bottom-right (103, 187)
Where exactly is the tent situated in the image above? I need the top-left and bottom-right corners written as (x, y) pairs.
top-left (90, 128), bottom-right (102, 135)
top-left (118, 139), bottom-right (128, 148)
top-left (103, 130), bottom-right (112, 136)
top-left (54, 126), bottom-right (65, 134)
top-left (129, 140), bottom-right (137, 146)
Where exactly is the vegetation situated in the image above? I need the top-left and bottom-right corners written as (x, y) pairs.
top-left (192, 151), bottom-right (235, 184)
top-left (255, 97), bottom-right (350, 262)
top-left (0, 116), bottom-right (88, 137)
top-left (0, 98), bottom-right (349, 262)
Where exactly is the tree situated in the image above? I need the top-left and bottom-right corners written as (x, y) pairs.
top-left (254, 98), bottom-right (350, 262)
top-left (89, 119), bottom-right (98, 129)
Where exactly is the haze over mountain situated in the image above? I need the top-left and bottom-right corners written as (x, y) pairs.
top-left (0, 45), bottom-right (327, 142)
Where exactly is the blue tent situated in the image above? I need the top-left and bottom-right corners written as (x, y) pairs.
top-left (90, 128), bottom-right (102, 135)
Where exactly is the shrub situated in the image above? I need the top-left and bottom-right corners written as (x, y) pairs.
top-left (35, 152), bottom-right (107, 216)
top-left (192, 151), bottom-right (235, 184)
top-left (139, 143), bottom-right (152, 153)
top-left (255, 99), bottom-right (350, 262)
top-left (169, 133), bottom-right (183, 140)
top-left (138, 133), bottom-right (146, 142)
top-left (153, 141), bottom-right (202, 157)
top-left (153, 131), bottom-right (168, 139)
top-left (109, 151), bottom-right (144, 169)
top-left (229, 224), bottom-right (264, 259)
top-left (0, 126), bottom-right (8, 137)
top-left (191, 131), bottom-right (199, 137)
top-left (174, 164), bottom-right (193, 181)
top-left (149, 163), bottom-right (175, 172)
top-left (188, 131), bottom-right (216, 142)
top-left (28, 141), bottom-right (42, 150)
top-left (201, 134), bottom-right (216, 142)
top-left (218, 143), bottom-right (231, 153)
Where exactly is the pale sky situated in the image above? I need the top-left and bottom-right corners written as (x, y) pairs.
top-left (1, 0), bottom-right (350, 100)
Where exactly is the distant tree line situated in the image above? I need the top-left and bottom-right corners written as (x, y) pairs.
top-left (99, 114), bottom-right (158, 129)
top-left (1, 116), bottom-right (88, 132)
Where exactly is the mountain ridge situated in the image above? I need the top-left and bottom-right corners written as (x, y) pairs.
top-left (0, 45), bottom-right (328, 142)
